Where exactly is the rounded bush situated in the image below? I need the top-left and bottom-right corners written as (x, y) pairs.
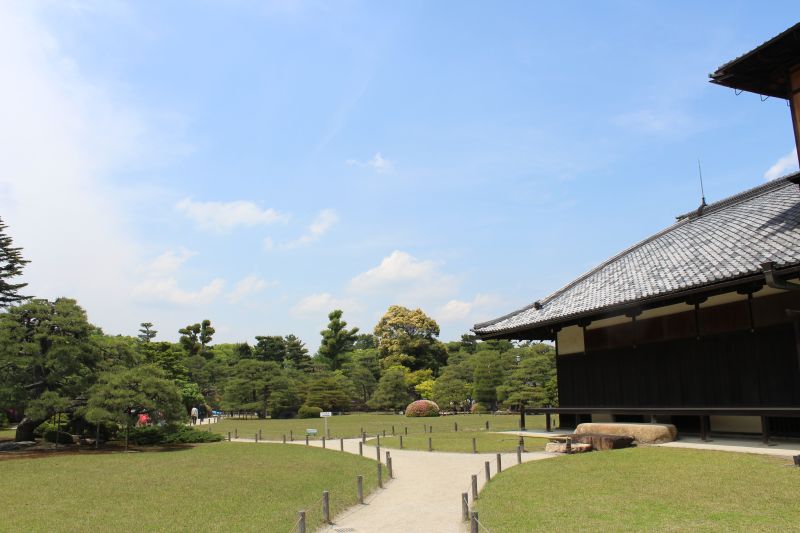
top-left (298, 405), bottom-right (323, 419)
top-left (470, 402), bottom-right (489, 414)
top-left (405, 400), bottom-right (440, 417)
top-left (43, 430), bottom-right (74, 445)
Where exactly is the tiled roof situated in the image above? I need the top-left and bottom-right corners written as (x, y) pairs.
top-left (474, 173), bottom-right (800, 337)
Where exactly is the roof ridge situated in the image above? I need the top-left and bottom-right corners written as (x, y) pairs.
top-left (676, 171), bottom-right (799, 220)
top-left (473, 173), bottom-right (800, 332)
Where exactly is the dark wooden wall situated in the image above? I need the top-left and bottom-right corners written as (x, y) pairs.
top-left (557, 324), bottom-right (800, 408)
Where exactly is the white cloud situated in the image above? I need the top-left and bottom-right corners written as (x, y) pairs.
top-left (147, 247), bottom-right (196, 276)
top-left (436, 294), bottom-right (500, 322)
top-left (346, 152), bottom-right (394, 173)
top-left (350, 250), bottom-right (446, 292)
top-left (134, 248), bottom-right (226, 306)
top-left (0, 3), bottom-right (146, 330)
top-left (228, 275), bottom-right (273, 303)
top-left (764, 149), bottom-right (799, 181)
top-left (284, 208), bottom-right (339, 248)
top-left (134, 277), bottom-right (225, 306)
top-left (175, 197), bottom-right (288, 232)
top-left (290, 292), bottom-right (361, 317)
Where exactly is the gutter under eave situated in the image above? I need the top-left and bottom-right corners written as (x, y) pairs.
top-left (473, 263), bottom-right (800, 341)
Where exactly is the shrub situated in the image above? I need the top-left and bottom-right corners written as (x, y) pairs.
top-left (470, 402), bottom-right (489, 414)
top-left (298, 406), bottom-right (322, 419)
top-left (129, 426), bottom-right (164, 445)
top-left (129, 425), bottom-right (223, 445)
top-left (43, 430), bottom-right (74, 444)
top-left (405, 400), bottom-right (440, 417)
top-left (161, 425), bottom-right (223, 444)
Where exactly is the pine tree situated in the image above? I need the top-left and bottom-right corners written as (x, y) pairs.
top-left (0, 216), bottom-right (29, 307)
top-left (318, 310), bottom-right (359, 371)
top-left (137, 322), bottom-right (157, 343)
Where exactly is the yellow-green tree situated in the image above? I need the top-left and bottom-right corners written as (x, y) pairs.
top-left (373, 305), bottom-right (447, 373)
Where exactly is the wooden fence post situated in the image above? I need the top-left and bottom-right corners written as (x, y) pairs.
top-left (485, 461), bottom-right (491, 482)
top-left (227, 432), bottom-right (231, 441)
top-left (404, 426), bottom-right (408, 435)
top-left (254, 433), bottom-right (258, 443)
top-left (359, 442), bottom-right (363, 456)
top-left (517, 445), bottom-right (522, 465)
top-left (322, 491), bottom-right (330, 524)
top-left (305, 435), bottom-right (309, 446)
top-left (376, 445), bottom-right (381, 462)
top-left (289, 429), bottom-right (293, 441)
top-left (357, 475), bottom-right (364, 503)
top-left (322, 436), bottom-right (326, 449)
top-left (391, 425), bottom-right (395, 436)
top-left (485, 421), bottom-right (489, 430)
top-left (298, 511), bottom-right (306, 533)
top-left (340, 438), bottom-right (344, 451)
top-left (455, 422), bottom-right (458, 432)
top-left (472, 437), bottom-right (477, 454)
top-left (259, 428), bottom-right (262, 440)
top-left (461, 492), bottom-right (469, 521)
top-left (471, 474), bottom-right (478, 500)
top-left (377, 462), bottom-right (383, 488)
top-left (399, 435), bottom-right (404, 449)
top-left (234, 428), bottom-right (238, 439)
top-left (428, 437), bottom-right (433, 451)
top-left (497, 453), bottom-right (502, 473)
top-left (471, 511), bottom-right (479, 533)
top-left (377, 434), bottom-right (381, 446)
top-left (387, 457), bottom-right (393, 479)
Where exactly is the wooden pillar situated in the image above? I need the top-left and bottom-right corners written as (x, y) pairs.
top-left (761, 416), bottom-right (770, 445)
top-left (790, 67), bottom-right (800, 165)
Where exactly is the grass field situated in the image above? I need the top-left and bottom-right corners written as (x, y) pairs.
top-left (210, 413), bottom-right (544, 441)
top-left (0, 442), bottom-right (384, 532)
top-left (365, 432), bottom-right (549, 453)
top-left (475, 447), bottom-right (800, 532)
top-left (0, 427), bottom-right (15, 440)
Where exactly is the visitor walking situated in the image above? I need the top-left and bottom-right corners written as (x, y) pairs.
top-left (190, 406), bottom-right (198, 425)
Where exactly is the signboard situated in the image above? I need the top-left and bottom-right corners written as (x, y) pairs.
top-left (320, 411), bottom-right (333, 418)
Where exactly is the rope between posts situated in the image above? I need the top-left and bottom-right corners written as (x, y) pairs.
top-left (286, 515), bottom-right (302, 533)
top-left (475, 516), bottom-right (493, 533)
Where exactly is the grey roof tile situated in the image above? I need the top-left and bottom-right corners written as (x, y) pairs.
top-left (474, 173), bottom-right (800, 336)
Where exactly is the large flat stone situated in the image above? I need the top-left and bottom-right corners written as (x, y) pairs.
top-left (575, 423), bottom-right (677, 444)
top-left (571, 433), bottom-right (634, 450)
top-left (545, 442), bottom-right (592, 453)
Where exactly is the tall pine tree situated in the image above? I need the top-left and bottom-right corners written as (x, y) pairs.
top-left (0, 216), bottom-right (29, 307)
top-left (317, 310), bottom-right (358, 371)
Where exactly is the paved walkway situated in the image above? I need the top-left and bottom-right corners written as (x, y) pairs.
top-left (231, 436), bottom-right (554, 533)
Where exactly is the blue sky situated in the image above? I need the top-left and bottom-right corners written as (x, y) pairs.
top-left (1, 1), bottom-right (798, 350)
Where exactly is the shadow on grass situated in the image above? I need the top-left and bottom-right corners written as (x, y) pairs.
top-left (0, 442), bottom-right (196, 461)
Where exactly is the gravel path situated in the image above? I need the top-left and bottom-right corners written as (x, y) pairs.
top-left (273, 437), bottom-right (555, 533)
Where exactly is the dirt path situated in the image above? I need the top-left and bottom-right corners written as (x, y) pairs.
top-left (259, 437), bottom-right (555, 533)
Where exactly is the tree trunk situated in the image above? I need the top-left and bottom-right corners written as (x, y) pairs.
top-left (15, 416), bottom-right (46, 442)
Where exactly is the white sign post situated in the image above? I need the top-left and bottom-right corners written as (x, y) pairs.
top-left (321, 411), bottom-right (332, 437)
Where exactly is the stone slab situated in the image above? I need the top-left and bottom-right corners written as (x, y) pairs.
top-left (575, 423), bottom-right (677, 444)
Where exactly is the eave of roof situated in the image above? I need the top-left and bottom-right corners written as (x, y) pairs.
top-left (709, 22), bottom-right (800, 99)
top-left (473, 172), bottom-right (800, 339)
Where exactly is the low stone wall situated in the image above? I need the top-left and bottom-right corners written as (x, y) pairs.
top-left (575, 422), bottom-right (677, 444)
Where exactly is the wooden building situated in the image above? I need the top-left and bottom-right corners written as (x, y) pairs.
top-left (473, 23), bottom-right (800, 439)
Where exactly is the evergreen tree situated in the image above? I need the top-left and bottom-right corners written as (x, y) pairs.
top-left (179, 319), bottom-right (214, 357)
top-left (317, 310), bottom-right (359, 371)
top-left (0, 216), bottom-right (29, 307)
top-left (367, 367), bottom-right (410, 411)
top-left (284, 334), bottom-right (311, 370)
top-left (254, 335), bottom-right (286, 362)
top-left (137, 322), bottom-right (157, 343)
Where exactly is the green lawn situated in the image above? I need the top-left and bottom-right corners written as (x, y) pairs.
top-left (0, 442), bottom-right (384, 532)
top-left (211, 413), bottom-right (542, 441)
top-left (365, 432), bottom-right (549, 453)
top-left (475, 447), bottom-right (800, 532)
top-left (0, 427), bottom-right (15, 440)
